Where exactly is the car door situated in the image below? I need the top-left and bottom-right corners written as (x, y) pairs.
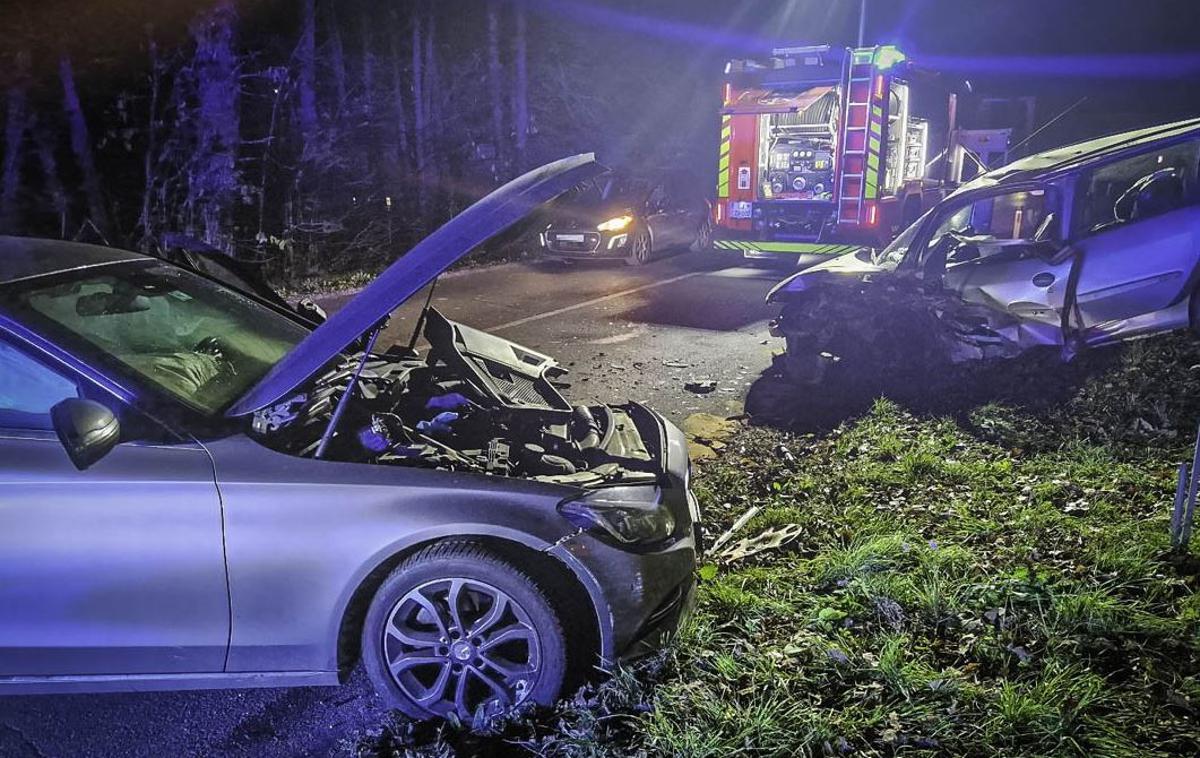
top-left (0, 336), bottom-right (229, 677)
top-left (1068, 138), bottom-right (1200, 328)
top-left (643, 182), bottom-right (674, 252)
top-left (922, 185), bottom-right (1073, 327)
top-left (665, 173), bottom-right (703, 248)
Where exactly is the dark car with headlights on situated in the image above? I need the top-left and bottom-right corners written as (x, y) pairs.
top-left (0, 155), bottom-right (699, 725)
top-left (540, 172), bottom-right (710, 265)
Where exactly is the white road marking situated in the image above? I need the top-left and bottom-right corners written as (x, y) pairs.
top-left (488, 270), bottom-right (705, 332)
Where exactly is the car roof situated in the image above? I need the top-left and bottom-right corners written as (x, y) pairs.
top-left (954, 116), bottom-right (1200, 196)
top-left (0, 236), bottom-right (147, 285)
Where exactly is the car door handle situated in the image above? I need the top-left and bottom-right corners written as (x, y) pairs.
top-left (1032, 272), bottom-right (1056, 288)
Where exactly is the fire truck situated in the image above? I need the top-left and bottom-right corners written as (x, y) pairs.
top-left (711, 44), bottom-right (954, 265)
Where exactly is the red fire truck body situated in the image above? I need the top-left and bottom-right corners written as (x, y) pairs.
top-left (712, 45), bottom-right (946, 264)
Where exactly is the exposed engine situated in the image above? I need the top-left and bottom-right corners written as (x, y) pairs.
top-left (250, 309), bottom-right (659, 487)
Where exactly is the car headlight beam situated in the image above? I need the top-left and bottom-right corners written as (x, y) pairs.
top-left (597, 215), bottom-right (633, 232)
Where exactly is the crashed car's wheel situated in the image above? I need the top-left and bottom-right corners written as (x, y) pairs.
top-left (626, 229), bottom-right (652, 266)
top-left (362, 541), bottom-right (567, 724)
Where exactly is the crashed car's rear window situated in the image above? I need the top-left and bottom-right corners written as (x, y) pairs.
top-left (1075, 139), bottom-right (1200, 234)
top-left (0, 261), bottom-right (308, 415)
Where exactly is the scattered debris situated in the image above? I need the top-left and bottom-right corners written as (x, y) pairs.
top-left (708, 504), bottom-right (762, 554)
top-left (711, 523), bottom-right (805, 564)
top-left (662, 359), bottom-right (691, 368)
top-left (684, 380), bottom-right (717, 394)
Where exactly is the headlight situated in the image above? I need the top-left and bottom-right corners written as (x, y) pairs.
top-left (559, 486), bottom-right (675, 546)
top-left (597, 215), bottom-right (633, 232)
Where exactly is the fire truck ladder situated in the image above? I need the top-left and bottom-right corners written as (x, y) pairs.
top-left (836, 49), bottom-right (877, 226)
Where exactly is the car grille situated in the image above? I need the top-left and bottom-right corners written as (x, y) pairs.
top-left (546, 231), bottom-right (601, 253)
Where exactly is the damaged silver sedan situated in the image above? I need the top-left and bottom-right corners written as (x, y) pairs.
top-left (767, 117), bottom-right (1200, 384)
top-left (0, 155), bottom-right (699, 725)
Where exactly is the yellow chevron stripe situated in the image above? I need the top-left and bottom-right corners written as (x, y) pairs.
top-left (712, 240), bottom-right (859, 255)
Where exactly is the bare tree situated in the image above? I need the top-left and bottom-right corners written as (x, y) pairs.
top-left (31, 114), bottom-right (69, 238)
top-left (297, 0), bottom-right (319, 147)
top-left (0, 52), bottom-right (29, 233)
top-left (59, 54), bottom-right (111, 241)
top-left (513, 6), bottom-right (529, 171)
top-left (187, 0), bottom-right (240, 249)
top-left (486, 1), bottom-right (504, 163)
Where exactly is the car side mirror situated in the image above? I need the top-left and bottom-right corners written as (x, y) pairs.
top-left (50, 398), bottom-right (120, 470)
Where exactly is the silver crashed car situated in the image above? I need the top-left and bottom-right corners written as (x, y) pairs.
top-left (767, 117), bottom-right (1200, 380)
top-left (0, 155), bottom-right (699, 724)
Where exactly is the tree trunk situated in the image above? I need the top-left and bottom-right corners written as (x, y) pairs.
top-left (424, 8), bottom-right (445, 214)
top-left (412, 9), bottom-right (427, 219)
top-left (360, 12), bottom-right (374, 117)
top-left (486, 1), bottom-right (504, 167)
top-left (31, 115), bottom-right (70, 239)
top-left (388, 14), bottom-right (409, 164)
top-left (326, 0), bottom-right (347, 114)
top-left (59, 54), bottom-right (111, 241)
top-left (297, 0), bottom-right (319, 144)
top-left (0, 54), bottom-right (29, 234)
top-left (189, 0), bottom-right (240, 250)
top-left (137, 33), bottom-right (161, 248)
top-left (513, 6), bottom-right (529, 171)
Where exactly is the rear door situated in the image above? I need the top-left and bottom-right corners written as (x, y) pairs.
top-left (1068, 138), bottom-right (1200, 327)
top-left (0, 335), bottom-right (229, 677)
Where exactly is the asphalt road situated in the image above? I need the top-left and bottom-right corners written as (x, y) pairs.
top-left (0, 248), bottom-right (786, 758)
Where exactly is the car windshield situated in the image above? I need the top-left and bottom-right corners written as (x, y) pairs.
top-left (0, 261), bottom-right (309, 415)
top-left (874, 209), bottom-right (931, 265)
top-left (566, 176), bottom-right (648, 208)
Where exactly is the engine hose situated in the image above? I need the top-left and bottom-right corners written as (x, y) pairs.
top-left (571, 405), bottom-right (603, 449)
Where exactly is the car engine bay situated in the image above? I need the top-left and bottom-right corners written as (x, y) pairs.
top-left (250, 308), bottom-right (660, 487)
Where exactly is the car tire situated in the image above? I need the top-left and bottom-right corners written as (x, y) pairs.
top-left (361, 541), bottom-right (567, 725)
top-left (625, 229), bottom-right (652, 266)
top-left (694, 219), bottom-right (713, 253)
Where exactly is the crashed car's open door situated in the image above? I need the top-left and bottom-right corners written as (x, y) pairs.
top-left (916, 183), bottom-right (1077, 346)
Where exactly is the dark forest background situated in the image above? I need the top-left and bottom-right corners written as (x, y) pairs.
top-left (0, 0), bottom-right (1197, 285)
top-left (0, 0), bottom-right (728, 284)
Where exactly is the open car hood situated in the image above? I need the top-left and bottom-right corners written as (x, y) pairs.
top-left (227, 153), bottom-right (606, 417)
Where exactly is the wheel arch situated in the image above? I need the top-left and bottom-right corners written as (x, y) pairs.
top-left (333, 528), bottom-right (609, 690)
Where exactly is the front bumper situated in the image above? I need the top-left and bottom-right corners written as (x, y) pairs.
top-left (549, 407), bottom-right (699, 662)
top-left (540, 228), bottom-right (632, 260)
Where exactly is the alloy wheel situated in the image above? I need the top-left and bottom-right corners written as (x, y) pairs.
top-left (630, 230), bottom-right (651, 264)
top-left (382, 577), bottom-right (542, 721)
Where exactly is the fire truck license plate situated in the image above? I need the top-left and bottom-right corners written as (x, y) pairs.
top-left (730, 201), bottom-right (753, 219)
top-left (557, 234), bottom-right (585, 242)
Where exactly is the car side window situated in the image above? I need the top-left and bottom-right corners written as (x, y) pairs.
top-left (1075, 138), bottom-right (1200, 236)
top-left (647, 184), bottom-right (667, 212)
top-left (0, 339), bottom-right (80, 431)
top-left (917, 188), bottom-right (1055, 270)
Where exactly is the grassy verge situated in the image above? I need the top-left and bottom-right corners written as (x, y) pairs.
top-left (362, 335), bottom-right (1200, 757)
